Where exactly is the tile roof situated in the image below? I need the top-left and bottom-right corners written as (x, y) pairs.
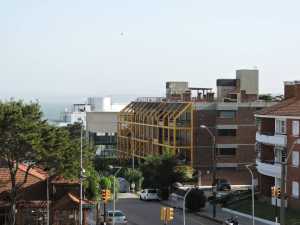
top-left (52, 192), bottom-right (95, 210)
top-left (256, 97), bottom-right (300, 117)
top-left (50, 175), bottom-right (79, 185)
top-left (0, 163), bottom-right (48, 195)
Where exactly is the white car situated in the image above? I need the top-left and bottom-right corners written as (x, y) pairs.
top-left (106, 210), bottom-right (128, 225)
top-left (139, 189), bottom-right (160, 201)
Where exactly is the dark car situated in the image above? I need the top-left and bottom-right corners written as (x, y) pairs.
top-left (213, 179), bottom-right (231, 191)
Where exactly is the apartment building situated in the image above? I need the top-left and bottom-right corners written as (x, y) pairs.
top-left (118, 69), bottom-right (275, 185)
top-left (255, 81), bottom-right (300, 209)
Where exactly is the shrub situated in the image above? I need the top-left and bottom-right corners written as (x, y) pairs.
top-left (185, 188), bottom-right (207, 212)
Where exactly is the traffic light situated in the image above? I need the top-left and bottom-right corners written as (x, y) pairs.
top-left (271, 186), bottom-right (276, 197)
top-left (160, 207), bottom-right (166, 221)
top-left (166, 207), bottom-right (174, 221)
top-left (101, 189), bottom-right (111, 202)
top-left (277, 187), bottom-right (281, 198)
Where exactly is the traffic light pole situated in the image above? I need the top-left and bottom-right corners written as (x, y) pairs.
top-left (279, 139), bottom-right (300, 225)
top-left (103, 202), bottom-right (106, 224)
top-left (280, 160), bottom-right (286, 225)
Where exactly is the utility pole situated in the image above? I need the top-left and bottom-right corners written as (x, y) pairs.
top-left (200, 125), bottom-right (217, 218)
top-left (280, 139), bottom-right (300, 225)
top-left (246, 164), bottom-right (255, 225)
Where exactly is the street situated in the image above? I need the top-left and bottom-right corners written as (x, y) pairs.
top-left (109, 194), bottom-right (221, 225)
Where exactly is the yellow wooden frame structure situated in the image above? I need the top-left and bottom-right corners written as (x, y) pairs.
top-left (117, 101), bottom-right (194, 166)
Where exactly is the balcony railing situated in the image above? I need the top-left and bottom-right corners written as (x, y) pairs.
top-left (256, 132), bottom-right (287, 146)
top-left (256, 159), bottom-right (281, 178)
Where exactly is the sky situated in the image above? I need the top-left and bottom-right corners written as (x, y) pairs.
top-left (1, 0), bottom-right (300, 103)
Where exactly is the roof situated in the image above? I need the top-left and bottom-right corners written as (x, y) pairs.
top-left (0, 163), bottom-right (48, 195)
top-left (50, 175), bottom-right (79, 185)
top-left (256, 97), bottom-right (300, 117)
top-left (53, 192), bottom-right (95, 210)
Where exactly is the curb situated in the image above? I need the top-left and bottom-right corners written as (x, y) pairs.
top-left (196, 213), bottom-right (224, 224)
top-left (222, 208), bottom-right (278, 225)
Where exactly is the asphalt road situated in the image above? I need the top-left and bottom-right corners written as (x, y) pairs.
top-left (110, 196), bottom-right (221, 225)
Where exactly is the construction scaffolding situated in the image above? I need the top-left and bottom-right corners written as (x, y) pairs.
top-left (117, 100), bottom-right (194, 166)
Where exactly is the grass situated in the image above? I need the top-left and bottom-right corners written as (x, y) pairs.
top-left (227, 199), bottom-right (300, 225)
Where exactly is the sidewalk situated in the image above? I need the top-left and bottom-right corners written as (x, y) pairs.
top-left (161, 199), bottom-right (276, 225)
top-left (198, 204), bottom-right (277, 225)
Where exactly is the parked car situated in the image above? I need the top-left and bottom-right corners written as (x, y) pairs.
top-left (213, 179), bottom-right (231, 191)
top-left (139, 189), bottom-right (160, 201)
top-left (106, 210), bottom-right (128, 225)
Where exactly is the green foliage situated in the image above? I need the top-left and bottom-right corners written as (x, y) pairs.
top-left (124, 168), bottom-right (143, 185)
top-left (259, 94), bottom-right (272, 101)
top-left (108, 176), bottom-right (120, 199)
top-left (85, 169), bottom-right (101, 201)
top-left (185, 188), bottom-right (207, 212)
top-left (99, 176), bottom-right (112, 189)
top-left (140, 153), bottom-right (185, 197)
top-left (0, 100), bottom-right (97, 225)
top-left (175, 165), bottom-right (193, 181)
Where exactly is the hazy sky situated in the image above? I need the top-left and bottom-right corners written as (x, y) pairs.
top-left (1, 0), bottom-right (300, 102)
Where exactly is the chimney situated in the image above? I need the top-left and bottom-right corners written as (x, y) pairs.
top-left (284, 81), bottom-right (295, 99)
top-left (295, 81), bottom-right (300, 100)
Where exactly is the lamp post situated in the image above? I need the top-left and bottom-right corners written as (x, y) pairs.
top-left (77, 117), bottom-right (86, 225)
top-left (200, 125), bottom-right (217, 218)
top-left (80, 120), bottom-right (83, 225)
top-left (280, 138), bottom-right (300, 225)
top-left (109, 166), bottom-right (122, 225)
top-left (246, 163), bottom-right (256, 225)
top-left (183, 188), bottom-right (193, 225)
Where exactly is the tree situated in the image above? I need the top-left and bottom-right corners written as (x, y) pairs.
top-left (124, 168), bottom-right (143, 191)
top-left (0, 100), bottom-right (96, 225)
top-left (140, 153), bottom-right (185, 199)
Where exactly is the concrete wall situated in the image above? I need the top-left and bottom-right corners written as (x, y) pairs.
top-left (86, 112), bottom-right (118, 133)
top-left (236, 69), bottom-right (259, 95)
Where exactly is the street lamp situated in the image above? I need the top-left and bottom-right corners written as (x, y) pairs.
top-left (183, 188), bottom-right (193, 225)
top-left (109, 165), bottom-right (122, 225)
top-left (280, 138), bottom-right (300, 225)
top-left (200, 125), bottom-right (217, 218)
top-left (78, 118), bottom-right (85, 225)
top-left (245, 163), bottom-right (256, 225)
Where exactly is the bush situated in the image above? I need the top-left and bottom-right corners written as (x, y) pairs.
top-left (159, 188), bottom-right (170, 200)
top-left (185, 188), bottom-right (207, 212)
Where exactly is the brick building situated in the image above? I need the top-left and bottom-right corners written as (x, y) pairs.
top-left (0, 162), bottom-right (96, 225)
top-left (255, 81), bottom-right (300, 209)
top-left (118, 69), bottom-right (275, 185)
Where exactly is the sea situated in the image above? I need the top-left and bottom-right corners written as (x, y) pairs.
top-left (40, 102), bottom-right (71, 122)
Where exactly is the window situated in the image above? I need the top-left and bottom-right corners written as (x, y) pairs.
top-left (219, 111), bottom-right (236, 119)
top-left (292, 151), bottom-right (299, 167)
top-left (217, 148), bottom-right (236, 156)
top-left (217, 129), bottom-right (237, 136)
top-left (292, 181), bottom-right (299, 198)
top-left (292, 120), bottom-right (300, 136)
top-left (275, 119), bottom-right (286, 134)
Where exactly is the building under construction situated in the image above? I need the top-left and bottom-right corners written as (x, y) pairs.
top-left (118, 70), bottom-right (275, 185)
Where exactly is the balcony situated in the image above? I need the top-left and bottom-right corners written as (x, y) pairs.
top-left (256, 132), bottom-right (287, 146)
top-left (256, 159), bottom-right (281, 178)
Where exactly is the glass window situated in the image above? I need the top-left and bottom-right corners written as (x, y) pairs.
top-left (275, 119), bottom-right (286, 134)
top-left (217, 148), bottom-right (236, 156)
top-left (219, 111), bottom-right (236, 119)
top-left (292, 151), bottom-right (299, 167)
top-left (292, 182), bottom-right (299, 198)
top-left (292, 120), bottom-right (299, 136)
top-left (217, 129), bottom-right (236, 136)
